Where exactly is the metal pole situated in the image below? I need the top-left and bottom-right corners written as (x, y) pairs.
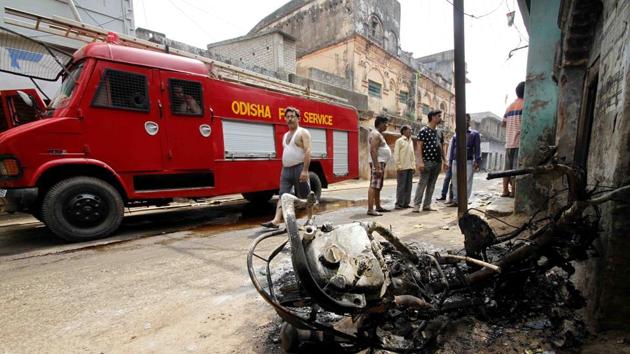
top-left (453, 0), bottom-right (468, 217)
top-left (67, 0), bottom-right (82, 22)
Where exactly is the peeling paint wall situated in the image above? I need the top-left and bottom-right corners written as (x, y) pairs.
top-left (514, 0), bottom-right (561, 214)
top-left (525, 0), bottom-right (630, 330)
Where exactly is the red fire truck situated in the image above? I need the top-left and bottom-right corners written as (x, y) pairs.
top-left (0, 42), bottom-right (359, 241)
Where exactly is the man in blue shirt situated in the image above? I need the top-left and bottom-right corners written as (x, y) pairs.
top-left (445, 114), bottom-right (481, 206)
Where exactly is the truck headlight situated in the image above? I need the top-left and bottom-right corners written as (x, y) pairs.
top-left (0, 157), bottom-right (21, 178)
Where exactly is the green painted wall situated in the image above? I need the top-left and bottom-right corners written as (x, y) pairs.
top-left (514, 0), bottom-right (561, 214)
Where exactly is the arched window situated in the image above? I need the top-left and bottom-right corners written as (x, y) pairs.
top-left (385, 31), bottom-right (398, 53)
top-left (367, 14), bottom-right (384, 46)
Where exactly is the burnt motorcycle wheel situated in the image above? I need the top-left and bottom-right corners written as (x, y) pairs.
top-left (41, 176), bottom-right (124, 242)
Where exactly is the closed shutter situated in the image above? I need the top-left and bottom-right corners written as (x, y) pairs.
top-left (333, 131), bottom-right (349, 176)
top-left (309, 128), bottom-right (327, 158)
top-left (222, 120), bottom-right (276, 159)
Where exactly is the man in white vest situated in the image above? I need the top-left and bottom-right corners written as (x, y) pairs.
top-left (262, 106), bottom-right (312, 228)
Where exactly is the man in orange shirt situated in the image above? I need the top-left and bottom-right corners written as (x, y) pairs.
top-left (502, 81), bottom-right (525, 197)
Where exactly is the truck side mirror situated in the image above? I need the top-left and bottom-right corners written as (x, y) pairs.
top-left (17, 91), bottom-right (34, 108)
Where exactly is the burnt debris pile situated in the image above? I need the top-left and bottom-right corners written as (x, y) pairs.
top-left (248, 162), bottom-right (629, 353)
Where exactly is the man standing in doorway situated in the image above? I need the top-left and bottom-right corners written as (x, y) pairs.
top-left (367, 115), bottom-right (392, 216)
top-left (413, 110), bottom-right (445, 212)
top-left (394, 125), bottom-right (415, 209)
top-left (502, 81), bottom-right (525, 197)
top-left (446, 114), bottom-right (481, 207)
top-left (261, 106), bottom-right (312, 228)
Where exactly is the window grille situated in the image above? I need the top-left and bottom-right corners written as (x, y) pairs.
top-left (399, 91), bottom-right (409, 104)
top-left (368, 80), bottom-right (382, 98)
top-left (92, 69), bottom-right (149, 111)
top-left (168, 79), bottom-right (203, 116)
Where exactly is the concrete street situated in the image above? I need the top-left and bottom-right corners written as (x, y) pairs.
top-left (0, 174), bottom-right (508, 353)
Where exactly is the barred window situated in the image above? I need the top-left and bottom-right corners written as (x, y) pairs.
top-left (422, 104), bottom-right (430, 115)
top-left (399, 91), bottom-right (409, 104)
top-left (368, 80), bottom-right (382, 98)
top-left (169, 79), bottom-right (203, 116)
top-left (92, 69), bottom-right (149, 111)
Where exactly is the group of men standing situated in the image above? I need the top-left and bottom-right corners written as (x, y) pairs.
top-left (367, 81), bottom-right (524, 215)
top-left (261, 81), bottom-right (524, 228)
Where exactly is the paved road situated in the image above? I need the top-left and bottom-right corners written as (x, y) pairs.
top-left (0, 174), bottom-right (504, 353)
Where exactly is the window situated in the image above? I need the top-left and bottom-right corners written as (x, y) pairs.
top-left (51, 62), bottom-right (84, 110)
top-left (399, 91), bottom-right (409, 104)
top-left (0, 100), bottom-right (6, 132)
top-left (368, 80), bottom-right (382, 98)
top-left (169, 79), bottom-right (203, 116)
top-left (422, 104), bottom-right (430, 115)
top-left (92, 69), bottom-right (149, 111)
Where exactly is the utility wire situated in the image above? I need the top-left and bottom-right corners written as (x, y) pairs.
top-left (166, 0), bottom-right (213, 37)
top-left (178, 0), bottom-right (247, 32)
top-left (444, 0), bottom-right (504, 19)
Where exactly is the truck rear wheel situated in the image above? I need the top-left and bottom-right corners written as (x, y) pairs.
top-left (309, 172), bottom-right (322, 201)
top-left (242, 190), bottom-right (275, 204)
top-left (41, 177), bottom-right (124, 242)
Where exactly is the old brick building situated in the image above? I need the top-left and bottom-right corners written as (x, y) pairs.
top-left (248, 0), bottom-right (455, 126)
top-left (248, 0), bottom-right (456, 177)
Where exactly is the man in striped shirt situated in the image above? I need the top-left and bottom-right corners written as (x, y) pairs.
top-left (502, 81), bottom-right (525, 197)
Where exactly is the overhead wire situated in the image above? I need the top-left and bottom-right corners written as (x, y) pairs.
top-left (443, 0), bottom-right (505, 19)
top-left (166, 0), bottom-right (213, 37)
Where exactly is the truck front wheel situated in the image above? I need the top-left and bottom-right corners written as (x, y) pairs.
top-left (242, 190), bottom-right (275, 204)
top-left (41, 177), bottom-right (124, 242)
top-left (308, 172), bottom-right (322, 201)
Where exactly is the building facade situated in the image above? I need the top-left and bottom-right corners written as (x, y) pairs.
top-left (248, 0), bottom-right (456, 178)
top-left (207, 30), bottom-right (297, 81)
top-left (469, 112), bottom-right (506, 171)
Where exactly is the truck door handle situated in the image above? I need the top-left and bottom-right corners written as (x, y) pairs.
top-left (158, 100), bottom-right (163, 119)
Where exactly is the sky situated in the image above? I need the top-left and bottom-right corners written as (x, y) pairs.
top-left (133, 0), bottom-right (529, 116)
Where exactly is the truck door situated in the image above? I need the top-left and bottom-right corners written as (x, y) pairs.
top-left (82, 62), bottom-right (163, 173)
top-left (160, 73), bottom-right (213, 172)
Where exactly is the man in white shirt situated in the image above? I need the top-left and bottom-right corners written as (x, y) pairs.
top-left (262, 106), bottom-right (312, 228)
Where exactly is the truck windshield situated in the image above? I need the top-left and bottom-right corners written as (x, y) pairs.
top-left (50, 63), bottom-right (84, 110)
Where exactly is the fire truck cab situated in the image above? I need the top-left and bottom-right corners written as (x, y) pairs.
top-left (0, 42), bottom-right (359, 241)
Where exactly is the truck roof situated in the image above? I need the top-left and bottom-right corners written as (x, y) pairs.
top-left (72, 42), bottom-right (209, 77)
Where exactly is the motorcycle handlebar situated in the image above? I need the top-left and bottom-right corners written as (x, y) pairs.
top-left (486, 168), bottom-right (535, 180)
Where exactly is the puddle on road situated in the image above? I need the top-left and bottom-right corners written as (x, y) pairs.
top-left (187, 198), bottom-right (365, 235)
top-left (0, 197), bottom-right (366, 259)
